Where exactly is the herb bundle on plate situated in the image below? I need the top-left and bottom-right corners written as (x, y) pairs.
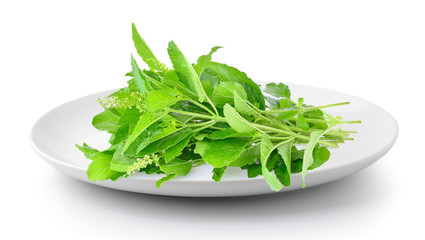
top-left (76, 23), bottom-right (360, 191)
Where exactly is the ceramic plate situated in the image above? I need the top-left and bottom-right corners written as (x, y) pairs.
top-left (30, 84), bottom-right (398, 197)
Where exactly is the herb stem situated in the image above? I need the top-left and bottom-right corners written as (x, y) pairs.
top-left (287, 117), bottom-right (361, 124)
top-left (260, 109), bottom-right (300, 114)
top-left (252, 123), bottom-right (339, 148)
top-left (185, 99), bottom-right (215, 116)
top-left (168, 108), bottom-right (216, 120)
top-left (184, 120), bottom-right (215, 128)
top-left (286, 126), bottom-right (352, 137)
top-left (304, 102), bottom-right (350, 111)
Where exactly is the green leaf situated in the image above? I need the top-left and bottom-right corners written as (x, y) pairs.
top-left (123, 111), bottom-right (154, 152)
top-left (246, 164), bottom-right (262, 178)
top-left (159, 159), bottom-right (192, 176)
top-left (280, 98), bottom-right (295, 109)
top-left (264, 82), bottom-right (291, 98)
top-left (201, 80), bottom-right (213, 97)
top-left (265, 96), bottom-right (280, 109)
top-left (297, 114), bottom-right (309, 130)
top-left (132, 23), bottom-right (159, 71)
top-left (234, 91), bottom-right (257, 116)
top-left (123, 113), bottom-right (166, 155)
top-left (118, 108), bottom-right (142, 125)
top-left (207, 128), bottom-right (253, 140)
top-left (298, 98), bottom-right (304, 107)
top-left (302, 130), bottom-right (327, 187)
top-left (211, 82), bottom-right (247, 107)
top-left (304, 109), bottom-right (328, 129)
top-left (212, 167), bottom-right (227, 182)
top-left (167, 41), bottom-right (206, 102)
top-left (194, 133), bottom-right (208, 141)
top-left (131, 54), bottom-right (152, 93)
top-left (110, 143), bottom-right (137, 172)
top-left (277, 110), bottom-right (298, 120)
top-left (291, 146), bottom-right (305, 161)
top-left (276, 139), bottom-right (293, 175)
top-left (141, 164), bottom-right (161, 175)
top-left (148, 116), bottom-right (177, 143)
top-left (194, 138), bottom-right (251, 168)
top-left (92, 109), bottom-right (121, 133)
top-left (161, 70), bottom-right (198, 99)
top-left (223, 104), bottom-right (256, 133)
top-left (260, 134), bottom-right (283, 191)
top-left (138, 128), bottom-right (193, 156)
top-left (309, 147), bottom-right (331, 170)
top-left (156, 174), bottom-right (176, 188)
top-left (200, 68), bottom-right (219, 89)
top-left (194, 46), bottom-right (222, 76)
top-left (275, 139), bottom-right (293, 186)
top-left (163, 132), bottom-right (196, 163)
top-left (87, 152), bottom-right (125, 181)
top-left (205, 62), bottom-right (266, 109)
top-left (230, 144), bottom-right (260, 167)
top-left (291, 159), bottom-right (303, 173)
top-left (266, 151), bottom-right (281, 171)
top-left (275, 162), bottom-right (291, 186)
top-left (76, 143), bottom-right (99, 159)
top-left (146, 90), bottom-right (179, 112)
top-left (108, 125), bottom-right (129, 145)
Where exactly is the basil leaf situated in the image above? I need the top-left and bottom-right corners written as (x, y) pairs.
top-left (167, 41), bottom-right (207, 102)
top-left (159, 159), bottom-right (192, 176)
top-left (206, 62), bottom-right (266, 109)
top-left (87, 152), bottom-right (125, 181)
top-left (230, 144), bottom-right (260, 167)
top-left (156, 174), bottom-right (176, 188)
top-left (211, 82), bottom-right (247, 107)
top-left (260, 135), bottom-right (283, 191)
top-left (309, 147), bottom-right (331, 170)
top-left (92, 108), bottom-right (121, 133)
top-left (164, 132), bottom-right (196, 163)
top-left (131, 54), bottom-right (152, 93)
top-left (297, 114), bottom-right (309, 130)
top-left (194, 138), bottom-right (251, 168)
top-left (302, 130), bottom-right (326, 187)
top-left (212, 167), bottom-right (227, 182)
top-left (223, 104), bottom-right (256, 133)
top-left (132, 23), bottom-right (159, 71)
top-left (264, 82), bottom-right (291, 98)
top-left (194, 46), bottom-right (222, 76)
top-left (146, 90), bottom-right (179, 112)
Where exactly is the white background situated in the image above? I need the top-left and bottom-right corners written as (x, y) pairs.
top-left (1, 0), bottom-right (423, 239)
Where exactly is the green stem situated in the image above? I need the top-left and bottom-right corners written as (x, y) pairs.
top-left (286, 126), bottom-right (351, 137)
top-left (260, 109), bottom-right (301, 114)
top-left (208, 126), bottom-right (226, 131)
top-left (263, 137), bottom-right (295, 165)
top-left (168, 108), bottom-right (216, 120)
top-left (269, 136), bottom-right (293, 140)
top-left (287, 117), bottom-right (361, 124)
top-left (304, 102), bottom-right (350, 111)
top-left (252, 123), bottom-right (339, 148)
top-left (185, 99), bottom-right (215, 116)
top-left (184, 120), bottom-right (215, 128)
top-left (297, 140), bottom-right (345, 144)
top-left (195, 80), bottom-right (218, 115)
top-left (192, 121), bottom-right (216, 133)
top-left (246, 101), bottom-right (292, 132)
top-left (260, 102), bottom-right (350, 114)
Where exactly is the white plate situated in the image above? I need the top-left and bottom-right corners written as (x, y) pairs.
top-left (30, 84), bottom-right (398, 197)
